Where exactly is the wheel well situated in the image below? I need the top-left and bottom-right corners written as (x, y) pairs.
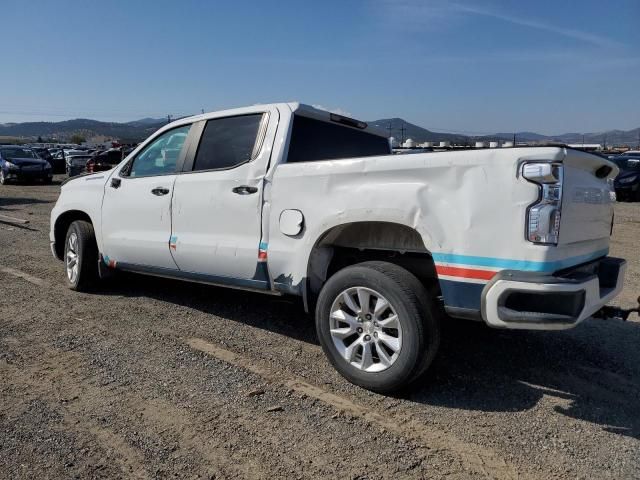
top-left (307, 222), bottom-right (440, 305)
top-left (53, 210), bottom-right (93, 260)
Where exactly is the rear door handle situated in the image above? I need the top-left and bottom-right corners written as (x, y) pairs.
top-left (232, 185), bottom-right (258, 195)
top-left (151, 187), bottom-right (170, 196)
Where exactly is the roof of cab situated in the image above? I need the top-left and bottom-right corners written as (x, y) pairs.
top-left (167, 102), bottom-right (388, 138)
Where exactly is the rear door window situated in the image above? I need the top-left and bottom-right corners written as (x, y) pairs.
top-left (192, 114), bottom-right (266, 171)
top-left (286, 115), bottom-right (391, 163)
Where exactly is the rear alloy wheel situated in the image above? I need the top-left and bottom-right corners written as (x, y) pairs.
top-left (329, 287), bottom-right (402, 373)
top-left (0, 170), bottom-right (7, 185)
top-left (316, 261), bottom-right (440, 393)
top-left (64, 220), bottom-right (99, 291)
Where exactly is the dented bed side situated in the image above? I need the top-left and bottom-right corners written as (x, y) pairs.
top-left (265, 145), bottom-right (617, 321)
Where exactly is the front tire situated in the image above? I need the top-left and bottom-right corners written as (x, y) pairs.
top-left (64, 220), bottom-right (99, 291)
top-left (315, 261), bottom-right (440, 393)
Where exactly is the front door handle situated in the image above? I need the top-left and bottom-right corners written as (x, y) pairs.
top-left (232, 185), bottom-right (258, 195)
top-left (151, 187), bottom-right (170, 196)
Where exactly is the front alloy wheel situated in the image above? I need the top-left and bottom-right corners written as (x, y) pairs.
top-left (64, 220), bottom-right (99, 291)
top-left (66, 232), bottom-right (79, 284)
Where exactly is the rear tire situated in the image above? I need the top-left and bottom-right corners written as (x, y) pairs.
top-left (315, 261), bottom-right (440, 393)
top-left (0, 170), bottom-right (7, 185)
top-left (64, 220), bottom-right (99, 291)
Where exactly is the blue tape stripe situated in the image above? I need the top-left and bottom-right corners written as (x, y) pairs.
top-left (259, 242), bottom-right (268, 250)
top-left (431, 248), bottom-right (609, 273)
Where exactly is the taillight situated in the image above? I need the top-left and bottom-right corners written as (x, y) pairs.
top-left (86, 159), bottom-right (95, 173)
top-left (522, 162), bottom-right (563, 245)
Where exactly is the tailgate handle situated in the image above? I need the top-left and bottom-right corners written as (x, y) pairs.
top-left (232, 185), bottom-right (258, 195)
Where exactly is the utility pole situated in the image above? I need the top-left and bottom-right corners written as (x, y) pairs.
top-left (637, 130), bottom-right (639, 149)
top-left (513, 133), bottom-right (516, 146)
top-left (399, 122), bottom-right (406, 145)
top-left (387, 121), bottom-right (393, 137)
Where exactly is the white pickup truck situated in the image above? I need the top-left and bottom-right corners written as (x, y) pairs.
top-left (50, 103), bottom-right (627, 392)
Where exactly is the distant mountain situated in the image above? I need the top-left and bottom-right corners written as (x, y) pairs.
top-left (0, 118), bottom-right (166, 142)
top-left (368, 118), bottom-right (467, 143)
top-left (1, 114), bottom-right (638, 147)
top-left (492, 131), bottom-right (549, 141)
top-left (126, 117), bottom-right (166, 127)
top-left (368, 119), bottom-right (639, 146)
top-left (487, 129), bottom-right (640, 145)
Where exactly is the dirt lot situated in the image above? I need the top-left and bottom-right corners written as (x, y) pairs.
top-left (1, 176), bottom-right (639, 479)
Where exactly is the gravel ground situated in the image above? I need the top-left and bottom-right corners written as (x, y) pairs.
top-left (1, 176), bottom-right (639, 479)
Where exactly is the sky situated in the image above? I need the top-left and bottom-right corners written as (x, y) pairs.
top-left (1, 0), bottom-right (639, 135)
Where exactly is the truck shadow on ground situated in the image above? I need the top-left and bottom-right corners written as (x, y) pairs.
top-left (414, 319), bottom-right (640, 440)
top-left (100, 272), bottom-right (640, 440)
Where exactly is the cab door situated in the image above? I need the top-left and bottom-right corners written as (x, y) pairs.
top-left (170, 109), bottom-right (276, 284)
top-left (101, 124), bottom-right (193, 270)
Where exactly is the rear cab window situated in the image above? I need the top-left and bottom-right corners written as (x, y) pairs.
top-left (286, 114), bottom-right (391, 163)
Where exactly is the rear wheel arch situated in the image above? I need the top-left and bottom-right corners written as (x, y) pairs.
top-left (305, 221), bottom-right (440, 309)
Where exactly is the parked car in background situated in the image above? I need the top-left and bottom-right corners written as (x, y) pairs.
top-left (51, 149), bottom-right (65, 166)
top-left (33, 147), bottom-right (53, 162)
top-left (612, 157), bottom-right (640, 201)
top-left (66, 152), bottom-right (93, 177)
top-left (0, 146), bottom-right (53, 184)
top-left (620, 150), bottom-right (640, 157)
top-left (86, 148), bottom-right (123, 173)
top-left (33, 147), bottom-right (65, 173)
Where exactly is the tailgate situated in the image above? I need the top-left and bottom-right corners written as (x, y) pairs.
top-left (559, 150), bottom-right (617, 245)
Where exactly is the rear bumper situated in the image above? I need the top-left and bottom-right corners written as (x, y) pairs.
top-left (4, 169), bottom-right (52, 181)
top-left (615, 184), bottom-right (639, 198)
top-left (481, 256), bottom-right (626, 330)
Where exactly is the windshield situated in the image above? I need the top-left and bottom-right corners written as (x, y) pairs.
top-left (613, 158), bottom-right (640, 171)
top-left (0, 147), bottom-right (39, 159)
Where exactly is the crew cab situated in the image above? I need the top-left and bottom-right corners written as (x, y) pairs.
top-left (50, 103), bottom-right (626, 392)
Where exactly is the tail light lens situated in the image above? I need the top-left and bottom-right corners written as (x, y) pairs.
top-left (522, 162), bottom-right (563, 245)
top-left (86, 159), bottom-right (95, 173)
